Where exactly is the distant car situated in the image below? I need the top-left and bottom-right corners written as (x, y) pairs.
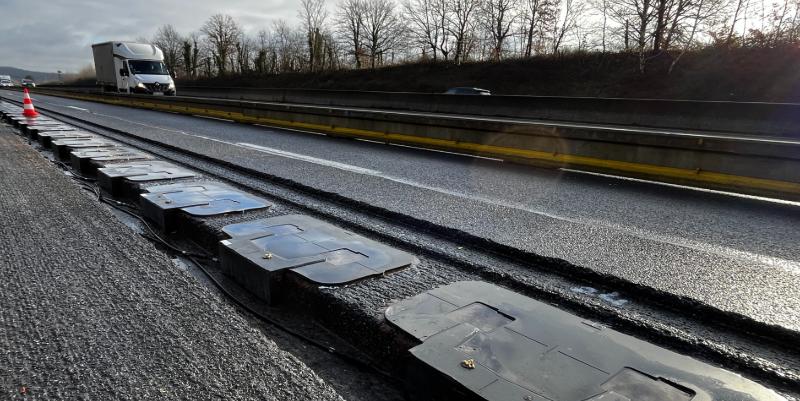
top-left (0, 79), bottom-right (13, 87)
top-left (21, 79), bottom-right (36, 88)
top-left (444, 87), bottom-right (491, 95)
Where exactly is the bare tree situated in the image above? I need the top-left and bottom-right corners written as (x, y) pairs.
top-left (299, 0), bottom-right (329, 71)
top-left (482, 0), bottom-right (520, 60)
top-left (362, 0), bottom-right (404, 68)
top-left (724, 0), bottom-right (747, 43)
top-left (433, 0), bottom-right (454, 59)
top-left (181, 32), bottom-right (201, 78)
top-left (234, 33), bottom-right (256, 74)
top-left (153, 24), bottom-right (183, 77)
top-left (552, 0), bottom-right (586, 53)
top-left (764, 0), bottom-right (800, 45)
top-left (337, 0), bottom-right (367, 67)
top-left (590, 0), bottom-right (610, 51)
top-left (273, 20), bottom-right (293, 72)
top-left (669, 0), bottom-right (725, 71)
top-left (447, 0), bottom-right (482, 63)
top-left (651, 0), bottom-right (697, 51)
top-left (201, 14), bottom-right (241, 76)
top-left (273, 19), bottom-right (307, 73)
top-left (609, 0), bottom-right (656, 71)
top-left (403, 0), bottom-right (445, 60)
top-left (254, 29), bottom-right (273, 74)
top-left (521, 0), bottom-right (558, 56)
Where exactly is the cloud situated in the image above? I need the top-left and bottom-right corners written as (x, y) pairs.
top-left (0, 0), bottom-right (303, 72)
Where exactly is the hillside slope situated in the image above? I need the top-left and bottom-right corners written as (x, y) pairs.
top-left (0, 66), bottom-right (60, 83)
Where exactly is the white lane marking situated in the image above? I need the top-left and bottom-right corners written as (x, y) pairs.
top-left (26, 92), bottom-right (800, 272)
top-left (237, 143), bottom-right (381, 175)
top-left (387, 141), bottom-right (504, 162)
top-left (255, 124), bottom-right (328, 136)
top-left (353, 138), bottom-right (504, 162)
top-left (193, 115), bottom-right (234, 122)
top-left (561, 168), bottom-right (800, 207)
top-left (65, 105), bottom-right (89, 111)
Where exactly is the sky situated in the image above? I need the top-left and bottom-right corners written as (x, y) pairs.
top-left (0, 0), bottom-right (305, 72)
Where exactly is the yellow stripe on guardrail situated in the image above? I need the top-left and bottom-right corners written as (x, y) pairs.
top-left (35, 90), bottom-right (800, 200)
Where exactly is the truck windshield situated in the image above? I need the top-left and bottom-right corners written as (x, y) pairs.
top-left (128, 60), bottom-right (169, 75)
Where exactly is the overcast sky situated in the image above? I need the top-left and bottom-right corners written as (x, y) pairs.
top-left (0, 0), bottom-right (306, 72)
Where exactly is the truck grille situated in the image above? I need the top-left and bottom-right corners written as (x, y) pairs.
top-left (144, 83), bottom-right (168, 92)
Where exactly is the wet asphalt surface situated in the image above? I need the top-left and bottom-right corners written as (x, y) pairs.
top-left (0, 128), bottom-right (347, 400)
top-left (8, 91), bottom-right (799, 334)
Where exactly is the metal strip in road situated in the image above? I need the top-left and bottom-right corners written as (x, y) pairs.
top-left (23, 90), bottom-right (800, 200)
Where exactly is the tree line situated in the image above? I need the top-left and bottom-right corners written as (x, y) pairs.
top-left (149, 0), bottom-right (800, 79)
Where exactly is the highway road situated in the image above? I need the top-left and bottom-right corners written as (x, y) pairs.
top-left (6, 89), bottom-right (799, 335)
top-left (4, 89), bottom-right (800, 399)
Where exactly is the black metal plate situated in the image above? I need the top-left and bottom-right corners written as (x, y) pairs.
top-left (37, 131), bottom-right (94, 148)
top-left (19, 120), bottom-right (64, 135)
top-left (27, 124), bottom-right (75, 137)
top-left (140, 182), bottom-right (270, 230)
top-left (16, 118), bottom-right (57, 125)
top-left (219, 214), bottom-right (416, 304)
top-left (385, 281), bottom-right (785, 401)
top-left (70, 148), bottom-right (153, 174)
top-left (51, 139), bottom-right (118, 161)
top-left (0, 109), bottom-right (25, 122)
top-left (8, 115), bottom-right (40, 128)
top-left (97, 161), bottom-right (196, 197)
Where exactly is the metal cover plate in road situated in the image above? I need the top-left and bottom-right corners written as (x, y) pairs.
top-left (8, 115), bottom-right (40, 120)
top-left (18, 120), bottom-right (61, 128)
top-left (97, 161), bottom-right (196, 196)
top-left (99, 160), bottom-right (195, 181)
top-left (219, 214), bottom-right (417, 304)
top-left (8, 116), bottom-right (48, 127)
top-left (140, 182), bottom-right (271, 230)
top-left (27, 125), bottom-right (76, 137)
top-left (21, 122), bottom-right (66, 134)
top-left (17, 120), bottom-right (59, 127)
top-left (71, 147), bottom-right (151, 162)
top-left (52, 139), bottom-right (118, 160)
top-left (70, 148), bottom-right (153, 174)
top-left (385, 281), bottom-right (786, 401)
top-left (20, 122), bottom-right (64, 134)
top-left (38, 131), bottom-right (94, 147)
top-left (31, 126), bottom-right (78, 135)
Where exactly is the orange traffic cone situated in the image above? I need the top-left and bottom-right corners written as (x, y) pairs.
top-left (22, 88), bottom-right (39, 117)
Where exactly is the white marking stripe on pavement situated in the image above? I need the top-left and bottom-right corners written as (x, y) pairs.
top-left (237, 142), bottom-right (381, 175)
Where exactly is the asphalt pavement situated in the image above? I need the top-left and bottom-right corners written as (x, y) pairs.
top-left (6, 90), bottom-right (800, 334)
top-left (0, 125), bottom-right (343, 400)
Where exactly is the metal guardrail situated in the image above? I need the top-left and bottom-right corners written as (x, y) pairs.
top-left (43, 84), bottom-right (800, 138)
top-left (21, 88), bottom-right (800, 200)
top-left (175, 85), bottom-right (800, 138)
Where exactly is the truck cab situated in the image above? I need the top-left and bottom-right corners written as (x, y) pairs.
top-left (119, 58), bottom-right (175, 95)
top-left (93, 42), bottom-right (176, 96)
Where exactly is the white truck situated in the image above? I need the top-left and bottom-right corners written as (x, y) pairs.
top-left (92, 41), bottom-right (176, 95)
